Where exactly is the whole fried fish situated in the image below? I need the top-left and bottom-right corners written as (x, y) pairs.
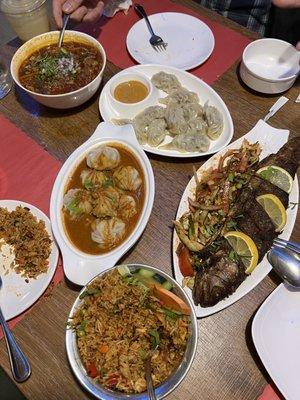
top-left (193, 136), bottom-right (300, 307)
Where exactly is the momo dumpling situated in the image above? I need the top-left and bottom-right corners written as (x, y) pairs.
top-left (63, 189), bottom-right (92, 218)
top-left (187, 117), bottom-right (208, 136)
top-left (159, 88), bottom-right (199, 106)
top-left (118, 194), bottom-right (137, 220)
top-left (86, 146), bottom-right (120, 171)
top-left (133, 106), bottom-right (165, 145)
top-left (165, 103), bottom-right (188, 135)
top-left (91, 217), bottom-right (126, 248)
top-left (161, 132), bottom-right (210, 153)
top-left (91, 186), bottom-right (120, 218)
top-left (147, 118), bottom-right (168, 147)
top-left (182, 103), bottom-right (203, 120)
top-left (80, 169), bottom-right (107, 189)
top-left (113, 166), bottom-right (142, 191)
top-left (204, 102), bottom-right (223, 140)
top-left (151, 71), bottom-right (182, 94)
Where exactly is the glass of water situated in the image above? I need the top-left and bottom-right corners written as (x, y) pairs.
top-left (0, 58), bottom-right (12, 99)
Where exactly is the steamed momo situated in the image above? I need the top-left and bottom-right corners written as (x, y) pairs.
top-left (204, 102), bottom-right (223, 140)
top-left (161, 132), bottom-right (210, 153)
top-left (91, 186), bottom-right (121, 218)
top-left (151, 71), bottom-right (182, 94)
top-left (63, 189), bottom-right (92, 218)
top-left (159, 88), bottom-right (199, 106)
top-left (91, 217), bottom-right (126, 248)
top-left (86, 146), bottom-right (120, 171)
top-left (147, 118), bottom-right (167, 146)
top-left (118, 195), bottom-right (137, 220)
top-left (113, 166), bottom-right (142, 191)
top-left (80, 169), bottom-right (107, 189)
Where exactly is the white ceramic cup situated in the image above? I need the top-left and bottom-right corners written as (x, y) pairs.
top-left (240, 38), bottom-right (300, 94)
top-left (107, 72), bottom-right (157, 118)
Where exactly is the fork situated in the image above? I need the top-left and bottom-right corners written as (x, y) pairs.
top-left (273, 238), bottom-right (300, 254)
top-left (144, 344), bottom-right (158, 400)
top-left (134, 4), bottom-right (168, 52)
top-left (0, 276), bottom-right (31, 382)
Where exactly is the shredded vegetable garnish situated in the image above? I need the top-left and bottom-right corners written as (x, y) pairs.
top-left (175, 140), bottom-right (261, 253)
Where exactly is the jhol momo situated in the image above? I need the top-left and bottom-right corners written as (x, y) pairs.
top-left (62, 144), bottom-right (145, 254)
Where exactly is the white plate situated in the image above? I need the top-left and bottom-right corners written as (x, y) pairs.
top-left (99, 64), bottom-right (233, 158)
top-left (126, 12), bottom-right (215, 70)
top-left (252, 283), bottom-right (300, 400)
top-left (0, 200), bottom-right (59, 320)
top-left (172, 120), bottom-right (299, 318)
top-left (50, 122), bottom-right (155, 286)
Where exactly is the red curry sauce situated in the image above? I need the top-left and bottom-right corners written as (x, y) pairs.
top-left (19, 42), bottom-right (102, 95)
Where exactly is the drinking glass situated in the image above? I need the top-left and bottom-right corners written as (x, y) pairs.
top-left (0, 58), bottom-right (12, 99)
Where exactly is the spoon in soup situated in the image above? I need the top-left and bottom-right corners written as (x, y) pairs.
top-left (58, 14), bottom-right (70, 48)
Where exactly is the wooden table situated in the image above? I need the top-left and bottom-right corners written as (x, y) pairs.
top-left (0, 2), bottom-right (299, 399)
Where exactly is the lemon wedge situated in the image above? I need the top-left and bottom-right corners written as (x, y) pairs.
top-left (224, 231), bottom-right (259, 274)
top-left (256, 193), bottom-right (287, 232)
top-left (256, 165), bottom-right (293, 194)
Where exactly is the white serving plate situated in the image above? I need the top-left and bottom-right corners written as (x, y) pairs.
top-left (50, 122), bottom-right (155, 286)
top-left (99, 64), bottom-right (233, 158)
top-left (172, 120), bottom-right (299, 318)
top-left (252, 283), bottom-right (300, 400)
top-left (0, 200), bottom-right (59, 320)
top-left (126, 12), bottom-right (215, 70)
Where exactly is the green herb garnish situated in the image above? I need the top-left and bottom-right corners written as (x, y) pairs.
top-left (149, 329), bottom-right (160, 349)
top-left (79, 287), bottom-right (100, 299)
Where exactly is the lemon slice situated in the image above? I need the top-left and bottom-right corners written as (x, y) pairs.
top-left (256, 194), bottom-right (287, 232)
top-left (256, 165), bottom-right (293, 194)
top-left (224, 231), bottom-right (259, 274)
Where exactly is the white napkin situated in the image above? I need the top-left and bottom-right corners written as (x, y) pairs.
top-left (103, 0), bottom-right (132, 17)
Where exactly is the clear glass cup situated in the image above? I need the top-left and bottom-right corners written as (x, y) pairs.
top-left (0, 58), bottom-right (12, 99)
top-left (0, 0), bottom-right (50, 42)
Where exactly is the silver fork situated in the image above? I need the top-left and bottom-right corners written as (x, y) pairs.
top-left (134, 4), bottom-right (168, 52)
top-left (0, 277), bottom-right (31, 382)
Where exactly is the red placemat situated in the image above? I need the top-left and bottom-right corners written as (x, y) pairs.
top-left (257, 384), bottom-right (284, 400)
top-left (81, 0), bottom-right (251, 85)
top-left (0, 114), bottom-right (63, 339)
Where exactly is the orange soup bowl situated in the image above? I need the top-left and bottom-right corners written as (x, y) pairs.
top-left (10, 30), bottom-right (106, 109)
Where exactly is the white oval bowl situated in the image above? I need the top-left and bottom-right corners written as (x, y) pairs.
top-left (50, 122), bottom-right (155, 285)
top-left (240, 38), bottom-right (300, 94)
top-left (66, 263), bottom-right (198, 400)
top-left (10, 30), bottom-right (106, 109)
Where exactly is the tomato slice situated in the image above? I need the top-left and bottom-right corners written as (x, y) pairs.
top-left (87, 363), bottom-right (99, 378)
top-left (178, 246), bottom-right (194, 277)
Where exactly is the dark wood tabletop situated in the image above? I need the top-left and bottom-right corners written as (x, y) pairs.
top-left (0, 1), bottom-right (299, 399)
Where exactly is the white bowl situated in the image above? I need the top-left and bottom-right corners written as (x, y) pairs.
top-left (50, 122), bottom-right (155, 286)
top-left (10, 30), bottom-right (106, 109)
top-left (107, 72), bottom-right (157, 118)
top-left (240, 38), bottom-right (300, 94)
top-left (66, 263), bottom-right (198, 400)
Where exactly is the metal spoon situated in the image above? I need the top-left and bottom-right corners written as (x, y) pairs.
top-left (144, 344), bottom-right (158, 400)
top-left (58, 14), bottom-right (70, 48)
top-left (0, 277), bottom-right (31, 382)
top-left (267, 246), bottom-right (300, 287)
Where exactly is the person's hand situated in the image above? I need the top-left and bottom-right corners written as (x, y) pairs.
top-left (53, 0), bottom-right (104, 28)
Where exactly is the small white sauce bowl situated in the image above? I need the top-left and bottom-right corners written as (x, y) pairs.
top-left (240, 38), bottom-right (300, 94)
top-left (107, 72), bottom-right (157, 118)
top-left (10, 30), bottom-right (106, 109)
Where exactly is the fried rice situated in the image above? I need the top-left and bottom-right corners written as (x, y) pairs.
top-left (69, 269), bottom-right (190, 394)
top-left (0, 206), bottom-right (52, 279)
